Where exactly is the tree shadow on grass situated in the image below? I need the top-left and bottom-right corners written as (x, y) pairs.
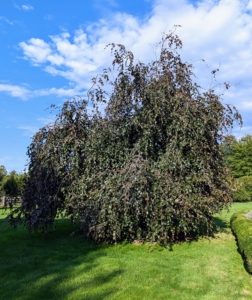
top-left (195, 216), bottom-right (230, 241)
top-left (0, 215), bottom-right (124, 300)
top-left (170, 215), bottom-right (231, 248)
top-left (212, 216), bottom-right (230, 234)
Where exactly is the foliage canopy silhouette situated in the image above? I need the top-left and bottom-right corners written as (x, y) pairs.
top-left (8, 30), bottom-right (242, 244)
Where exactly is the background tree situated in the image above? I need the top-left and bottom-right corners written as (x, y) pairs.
top-left (0, 165), bottom-right (7, 181)
top-left (8, 30), bottom-right (242, 244)
top-left (227, 134), bottom-right (252, 178)
top-left (219, 135), bottom-right (237, 169)
top-left (220, 134), bottom-right (252, 202)
top-left (230, 176), bottom-right (252, 202)
top-left (2, 171), bottom-right (25, 197)
top-left (0, 165), bottom-right (7, 196)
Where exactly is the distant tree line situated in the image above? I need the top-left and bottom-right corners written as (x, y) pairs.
top-left (220, 134), bottom-right (252, 201)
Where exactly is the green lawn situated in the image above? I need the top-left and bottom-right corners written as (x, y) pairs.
top-left (1, 203), bottom-right (252, 300)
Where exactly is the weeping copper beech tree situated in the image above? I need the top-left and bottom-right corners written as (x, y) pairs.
top-left (8, 30), bottom-right (242, 244)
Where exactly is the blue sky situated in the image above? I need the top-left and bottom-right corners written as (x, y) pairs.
top-left (1, 0), bottom-right (252, 172)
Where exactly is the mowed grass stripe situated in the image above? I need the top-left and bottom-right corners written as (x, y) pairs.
top-left (1, 202), bottom-right (252, 300)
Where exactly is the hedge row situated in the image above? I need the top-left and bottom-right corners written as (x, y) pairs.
top-left (230, 210), bottom-right (252, 274)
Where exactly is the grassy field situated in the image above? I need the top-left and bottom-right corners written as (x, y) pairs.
top-left (1, 202), bottom-right (252, 300)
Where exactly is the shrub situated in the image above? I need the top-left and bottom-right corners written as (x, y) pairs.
top-left (8, 30), bottom-right (242, 244)
top-left (230, 210), bottom-right (252, 274)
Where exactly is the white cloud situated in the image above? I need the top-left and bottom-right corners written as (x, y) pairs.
top-left (44, 14), bottom-right (53, 20)
top-left (20, 38), bottom-right (52, 64)
top-left (33, 86), bottom-right (86, 98)
top-left (18, 125), bottom-right (38, 136)
top-left (0, 84), bottom-right (30, 100)
top-left (0, 16), bottom-right (14, 25)
top-left (231, 125), bottom-right (252, 140)
top-left (93, 0), bottom-right (119, 10)
top-left (0, 83), bottom-right (86, 101)
top-left (18, 126), bottom-right (36, 132)
top-left (246, 0), bottom-right (252, 11)
top-left (242, 101), bottom-right (252, 109)
top-left (37, 117), bottom-right (56, 125)
top-left (13, 3), bottom-right (21, 9)
top-left (0, 156), bottom-right (11, 163)
top-left (21, 4), bottom-right (34, 11)
top-left (12, 0), bottom-right (252, 122)
top-left (14, 3), bottom-right (34, 11)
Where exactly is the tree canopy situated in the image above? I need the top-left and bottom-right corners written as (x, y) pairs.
top-left (0, 165), bottom-right (7, 181)
top-left (220, 135), bottom-right (252, 202)
top-left (8, 30), bottom-right (242, 244)
top-left (0, 165), bottom-right (7, 196)
top-left (227, 135), bottom-right (252, 178)
top-left (0, 167), bottom-right (25, 198)
top-left (2, 171), bottom-right (25, 197)
top-left (219, 135), bottom-right (236, 169)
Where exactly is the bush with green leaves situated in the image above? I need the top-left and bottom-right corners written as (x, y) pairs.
top-left (8, 30), bottom-right (242, 244)
top-left (230, 210), bottom-right (252, 274)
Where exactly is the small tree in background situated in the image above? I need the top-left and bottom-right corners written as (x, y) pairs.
top-left (220, 135), bottom-right (252, 202)
top-left (0, 165), bottom-right (7, 181)
top-left (227, 134), bottom-right (252, 178)
top-left (8, 29), bottom-right (242, 244)
top-left (2, 171), bottom-right (25, 197)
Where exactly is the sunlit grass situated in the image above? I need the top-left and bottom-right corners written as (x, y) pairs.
top-left (1, 203), bottom-right (252, 300)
